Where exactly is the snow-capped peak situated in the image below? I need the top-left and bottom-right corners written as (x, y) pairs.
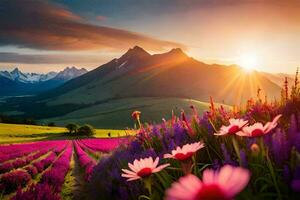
top-left (0, 67), bottom-right (87, 83)
top-left (53, 66), bottom-right (88, 81)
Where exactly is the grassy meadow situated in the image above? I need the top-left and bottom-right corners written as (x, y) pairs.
top-left (0, 123), bottom-right (129, 144)
top-left (42, 97), bottom-right (230, 129)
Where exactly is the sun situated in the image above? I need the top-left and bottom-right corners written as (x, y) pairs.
top-left (237, 53), bottom-right (259, 71)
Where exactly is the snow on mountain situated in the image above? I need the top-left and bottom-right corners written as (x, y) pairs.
top-left (53, 66), bottom-right (88, 81)
top-left (0, 67), bottom-right (87, 84)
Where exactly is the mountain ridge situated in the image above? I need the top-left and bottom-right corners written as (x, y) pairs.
top-left (0, 66), bottom-right (88, 96)
top-left (38, 46), bottom-right (281, 106)
top-left (0, 46), bottom-right (284, 128)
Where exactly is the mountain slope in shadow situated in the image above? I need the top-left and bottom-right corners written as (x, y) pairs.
top-left (41, 46), bottom-right (281, 106)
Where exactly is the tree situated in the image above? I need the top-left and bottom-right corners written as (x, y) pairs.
top-left (66, 123), bottom-right (79, 134)
top-left (77, 124), bottom-right (95, 136)
top-left (47, 122), bottom-right (56, 127)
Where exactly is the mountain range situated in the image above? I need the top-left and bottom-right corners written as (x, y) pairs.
top-left (0, 67), bottom-right (87, 96)
top-left (0, 46), bottom-right (287, 128)
top-left (39, 46), bottom-right (282, 105)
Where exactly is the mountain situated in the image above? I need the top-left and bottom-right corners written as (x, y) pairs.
top-left (0, 46), bottom-right (282, 128)
top-left (0, 68), bottom-right (57, 83)
top-left (261, 72), bottom-right (295, 88)
top-left (52, 67), bottom-right (88, 81)
top-left (0, 67), bottom-right (87, 96)
top-left (40, 46), bottom-right (281, 105)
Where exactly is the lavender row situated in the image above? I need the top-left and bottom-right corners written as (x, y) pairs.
top-left (0, 142), bottom-right (68, 195)
top-left (40, 143), bottom-right (72, 192)
top-left (79, 138), bottom-right (123, 153)
top-left (73, 141), bottom-right (96, 181)
top-left (0, 141), bottom-right (68, 163)
top-left (0, 148), bottom-right (49, 174)
top-left (0, 152), bottom-right (57, 195)
top-left (12, 143), bottom-right (73, 199)
top-left (77, 140), bottom-right (100, 159)
top-left (0, 169), bottom-right (31, 195)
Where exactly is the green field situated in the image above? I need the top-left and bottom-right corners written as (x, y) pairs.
top-left (42, 97), bottom-right (229, 129)
top-left (0, 123), bottom-right (129, 144)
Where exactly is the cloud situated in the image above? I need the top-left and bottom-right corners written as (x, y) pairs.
top-left (96, 16), bottom-right (108, 22)
top-left (0, 0), bottom-right (184, 51)
top-left (0, 52), bottom-right (109, 64)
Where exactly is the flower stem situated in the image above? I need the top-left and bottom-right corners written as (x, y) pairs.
top-left (232, 136), bottom-right (241, 166)
top-left (258, 137), bottom-right (266, 158)
top-left (266, 150), bottom-right (282, 199)
top-left (180, 159), bottom-right (193, 175)
top-left (143, 177), bottom-right (152, 198)
top-left (137, 117), bottom-right (142, 129)
top-left (259, 138), bottom-right (282, 199)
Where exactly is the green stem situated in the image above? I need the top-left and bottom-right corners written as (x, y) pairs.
top-left (143, 177), bottom-right (152, 198)
top-left (266, 151), bottom-right (282, 199)
top-left (138, 195), bottom-right (151, 200)
top-left (181, 159), bottom-right (193, 175)
top-left (208, 119), bottom-right (218, 133)
top-left (205, 145), bottom-right (213, 163)
top-left (259, 137), bottom-right (281, 199)
top-left (137, 117), bottom-right (142, 129)
top-left (258, 137), bottom-right (266, 158)
top-left (232, 136), bottom-right (241, 166)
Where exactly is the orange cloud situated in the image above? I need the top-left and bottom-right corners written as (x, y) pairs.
top-left (0, 0), bottom-right (184, 52)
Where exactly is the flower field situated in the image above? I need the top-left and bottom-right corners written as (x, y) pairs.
top-left (1, 82), bottom-right (300, 200)
top-left (86, 92), bottom-right (300, 199)
top-left (0, 138), bottom-right (124, 199)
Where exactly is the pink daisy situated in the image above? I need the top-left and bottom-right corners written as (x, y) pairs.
top-left (121, 157), bottom-right (170, 181)
top-left (164, 142), bottom-right (205, 161)
top-left (165, 165), bottom-right (250, 200)
top-left (215, 118), bottom-right (248, 136)
top-left (237, 114), bottom-right (282, 137)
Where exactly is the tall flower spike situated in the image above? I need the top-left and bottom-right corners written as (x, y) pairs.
top-left (237, 114), bottom-right (282, 137)
top-left (215, 118), bottom-right (248, 136)
top-left (165, 165), bottom-right (250, 200)
top-left (181, 110), bottom-right (195, 136)
top-left (121, 157), bottom-right (169, 182)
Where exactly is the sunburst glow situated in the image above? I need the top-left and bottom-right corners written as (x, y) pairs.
top-left (237, 54), bottom-right (259, 71)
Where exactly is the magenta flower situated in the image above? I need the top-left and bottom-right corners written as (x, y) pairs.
top-left (165, 165), bottom-right (250, 200)
top-left (121, 157), bottom-right (170, 181)
top-left (164, 142), bottom-right (205, 161)
top-left (237, 114), bottom-right (282, 137)
top-left (215, 118), bottom-right (248, 136)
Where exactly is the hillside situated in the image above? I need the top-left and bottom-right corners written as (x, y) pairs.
top-left (0, 46), bottom-right (282, 128)
top-left (40, 46), bottom-right (281, 105)
top-left (42, 97), bottom-right (229, 129)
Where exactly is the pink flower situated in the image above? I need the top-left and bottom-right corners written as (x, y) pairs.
top-left (121, 157), bottom-right (170, 181)
top-left (237, 114), bottom-right (282, 137)
top-left (165, 165), bottom-right (250, 200)
top-left (163, 142), bottom-right (205, 161)
top-left (215, 118), bottom-right (248, 136)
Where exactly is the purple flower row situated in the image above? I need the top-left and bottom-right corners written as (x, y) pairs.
top-left (40, 143), bottom-right (73, 192)
top-left (0, 141), bottom-right (67, 163)
top-left (79, 138), bottom-right (123, 153)
top-left (0, 148), bottom-right (49, 174)
top-left (0, 169), bottom-right (31, 194)
top-left (11, 143), bottom-right (73, 200)
top-left (73, 141), bottom-right (96, 181)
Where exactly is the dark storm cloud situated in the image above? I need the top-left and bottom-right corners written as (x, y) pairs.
top-left (0, 0), bottom-right (184, 51)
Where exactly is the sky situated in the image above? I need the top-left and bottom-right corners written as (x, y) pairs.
top-left (0, 0), bottom-right (299, 73)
